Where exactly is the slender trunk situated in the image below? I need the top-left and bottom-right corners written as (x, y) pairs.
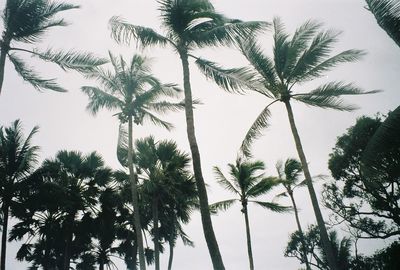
top-left (242, 203), bottom-right (254, 270)
top-left (63, 215), bottom-right (74, 270)
top-left (99, 263), bottom-right (104, 270)
top-left (127, 116), bottom-right (146, 270)
top-left (284, 101), bottom-right (338, 270)
top-left (0, 35), bottom-right (10, 96)
top-left (167, 240), bottom-right (174, 270)
top-left (179, 50), bottom-right (225, 270)
top-left (152, 196), bottom-right (160, 270)
top-left (288, 191), bottom-right (311, 270)
top-left (0, 204), bottom-right (9, 270)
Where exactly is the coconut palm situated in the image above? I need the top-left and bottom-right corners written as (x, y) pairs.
top-left (82, 53), bottom-right (182, 270)
top-left (109, 2), bottom-right (267, 268)
top-left (0, 0), bottom-right (107, 96)
top-left (196, 18), bottom-right (379, 269)
top-left (0, 119), bottom-right (39, 270)
top-left (366, 0), bottom-right (400, 47)
top-left (275, 158), bottom-right (310, 270)
top-left (210, 157), bottom-right (289, 270)
top-left (135, 136), bottom-right (197, 270)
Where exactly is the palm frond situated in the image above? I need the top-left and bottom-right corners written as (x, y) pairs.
top-left (117, 123), bottom-right (129, 168)
top-left (109, 16), bottom-right (170, 47)
top-left (283, 20), bottom-right (322, 77)
top-left (293, 81), bottom-right (379, 111)
top-left (5, 0), bottom-right (79, 43)
top-left (362, 105), bottom-right (400, 168)
top-left (366, 0), bottom-right (400, 47)
top-left (142, 110), bottom-right (174, 130)
top-left (209, 199), bottom-right (237, 214)
top-left (251, 200), bottom-right (292, 213)
top-left (291, 49), bottom-right (365, 84)
top-left (81, 86), bottom-right (123, 115)
top-left (213, 166), bottom-right (240, 195)
top-left (193, 19), bottom-right (269, 48)
top-left (145, 101), bottom-right (185, 114)
top-left (237, 38), bottom-right (277, 95)
top-left (246, 177), bottom-right (279, 198)
top-left (240, 104), bottom-right (273, 158)
top-left (8, 53), bottom-right (66, 92)
top-left (195, 57), bottom-right (260, 93)
top-left (272, 17), bottom-right (290, 80)
top-left (34, 48), bottom-right (108, 73)
top-left (288, 28), bottom-right (341, 83)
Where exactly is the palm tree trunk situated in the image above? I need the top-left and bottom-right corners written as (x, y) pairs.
top-left (0, 36), bottom-right (10, 96)
top-left (167, 240), bottom-right (174, 270)
top-left (99, 263), bottom-right (104, 270)
top-left (0, 204), bottom-right (9, 270)
top-left (288, 191), bottom-right (311, 270)
top-left (242, 204), bottom-right (254, 270)
top-left (179, 50), bottom-right (225, 270)
top-left (284, 101), bottom-right (338, 270)
top-left (127, 116), bottom-right (146, 270)
top-left (152, 196), bottom-right (160, 270)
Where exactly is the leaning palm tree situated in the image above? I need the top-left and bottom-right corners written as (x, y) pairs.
top-left (366, 0), bottom-right (400, 47)
top-left (275, 158), bottom-right (310, 270)
top-left (81, 53), bottom-right (182, 270)
top-left (210, 157), bottom-right (289, 270)
top-left (109, 2), bottom-right (267, 268)
top-left (196, 18), bottom-right (379, 270)
top-left (0, 119), bottom-right (39, 270)
top-left (0, 0), bottom-right (107, 95)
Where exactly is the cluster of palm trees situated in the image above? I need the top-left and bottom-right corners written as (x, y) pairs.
top-left (1, 0), bottom-right (398, 269)
top-left (0, 120), bottom-right (197, 270)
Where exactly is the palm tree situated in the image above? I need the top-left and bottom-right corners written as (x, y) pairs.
top-left (366, 0), bottom-right (400, 47)
top-left (0, 119), bottom-right (39, 270)
top-left (196, 18), bottom-right (378, 269)
top-left (82, 53), bottom-right (182, 270)
top-left (0, 0), bottom-right (107, 96)
top-left (109, 3), bottom-right (267, 268)
top-left (39, 150), bottom-right (112, 270)
top-left (210, 157), bottom-right (289, 270)
top-left (135, 136), bottom-right (197, 270)
top-left (275, 158), bottom-right (310, 270)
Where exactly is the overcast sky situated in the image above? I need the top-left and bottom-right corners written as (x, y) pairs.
top-left (1, 0), bottom-right (399, 269)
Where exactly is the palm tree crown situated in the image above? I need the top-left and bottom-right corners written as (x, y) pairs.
top-left (211, 157), bottom-right (289, 270)
top-left (0, 119), bottom-right (39, 270)
top-left (0, 0), bottom-right (107, 95)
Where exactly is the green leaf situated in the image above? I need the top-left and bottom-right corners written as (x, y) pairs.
top-left (195, 57), bottom-right (259, 93)
top-left (209, 199), bottom-right (237, 214)
top-left (213, 166), bottom-right (240, 195)
top-left (109, 16), bottom-right (169, 47)
top-left (251, 200), bottom-right (292, 213)
top-left (35, 48), bottom-right (108, 73)
top-left (8, 53), bottom-right (66, 92)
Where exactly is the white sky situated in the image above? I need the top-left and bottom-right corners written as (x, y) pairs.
top-left (1, 0), bottom-right (399, 269)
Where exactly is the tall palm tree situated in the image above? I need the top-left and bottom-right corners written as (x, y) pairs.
top-left (0, 119), bottom-right (39, 270)
top-left (135, 136), bottom-right (197, 270)
top-left (109, 2), bottom-right (267, 268)
top-left (0, 0), bottom-right (107, 96)
top-left (39, 150), bottom-right (112, 270)
top-left (195, 18), bottom-right (378, 269)
top-left (210, 157), bottom-right (289, 270)
top-left (82, 53), bottom-right (182, 270)
top-left (275, 158), bottom-right (310, 270)
top-left (366, 0), bottom-right (400, 47)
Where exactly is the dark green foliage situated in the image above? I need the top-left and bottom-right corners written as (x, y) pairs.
top-left (366, 0), bottom-right (400, 47)
top-left (325, 115), bottom-right (400, 238)
top-left (0, 0), bottom-right (107, 94)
